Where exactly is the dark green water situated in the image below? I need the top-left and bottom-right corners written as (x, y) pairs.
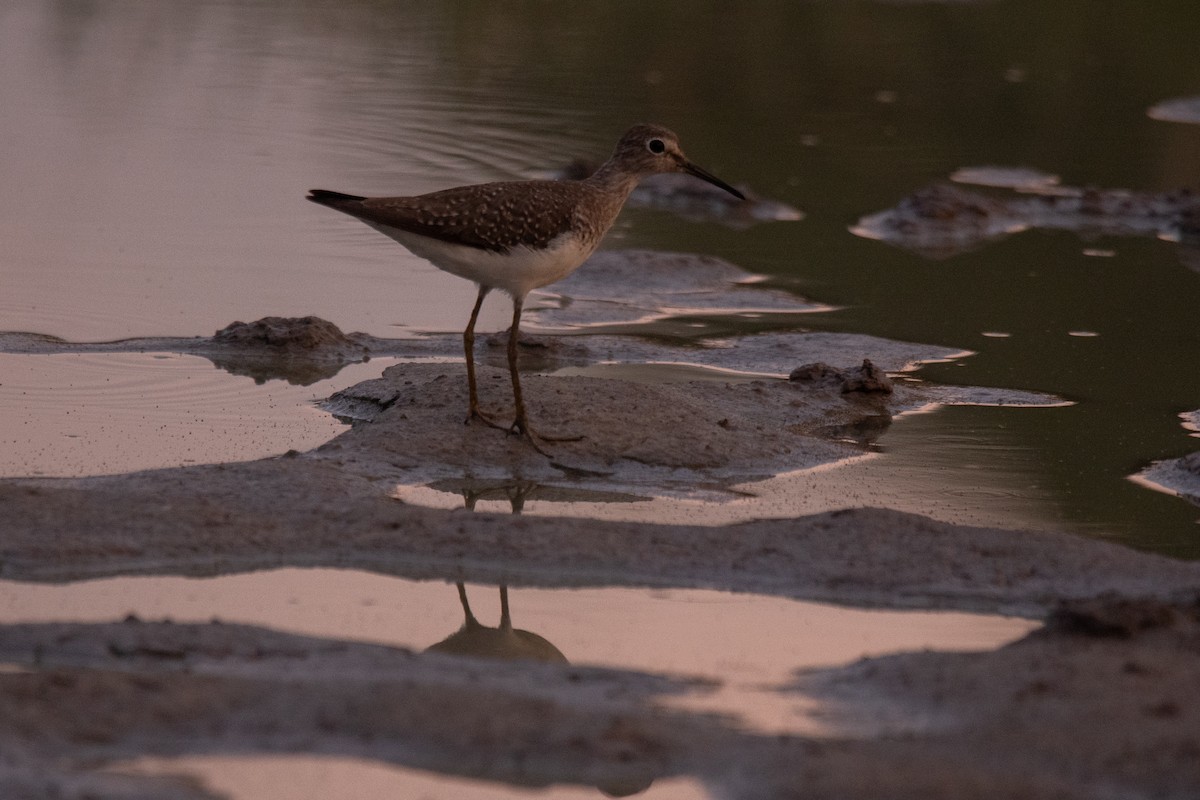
top-left (519, 1), bottom-right (1200, 554)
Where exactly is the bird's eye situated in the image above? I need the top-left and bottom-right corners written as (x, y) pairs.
top-left (647, 138), bottom-right (666, 154)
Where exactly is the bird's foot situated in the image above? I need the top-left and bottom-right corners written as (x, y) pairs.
top-left (465, 406), bottom-right (508, 431)
top-left (509, 417), bottom-right (584, 456)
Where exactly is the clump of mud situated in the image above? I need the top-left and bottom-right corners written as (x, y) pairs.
top-left (318, 362), bottom-right (872, 483)
top-left (529, 249), bottom-right (824, 330)
top-left (851, 183), bottom-right (1028, 258)
top-left (213, 316), bottom-right (365, 353)
top-left (209, 316), bottom-right (370, 385)
top-left (1044, 593), bottom-right (1200, 638)
top-left (1131, 409), bottom-right (1200, 510)
top-left (789, 359), bottom-right (894, 394)
top-left (853, 181), bottom-right (1200, 259)
top-left (1147, 94), bottom-right (1200, 125)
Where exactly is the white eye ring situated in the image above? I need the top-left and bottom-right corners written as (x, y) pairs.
top-left (647, 138), bottom-right (666, 154)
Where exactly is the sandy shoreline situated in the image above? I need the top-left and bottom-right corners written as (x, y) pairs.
top-left (2, 310), bottom-right (1199, 799)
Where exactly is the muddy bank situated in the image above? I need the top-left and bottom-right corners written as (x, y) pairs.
top-left (3, 454), bottom-right (1198, 614)
top-left (0, 301), bottom-right (1060, 487)
top-left (746, 594), bottom-right (1200, 799)
top-left (0, 310), bottom-right (1173, 611)
top-left (314, 361), bottom-right (1056, 490)
top-left (0, 618), bottom-right (703, 799)
top-left (1134, 408), bottom-right (1200, 508)
top-left (2, 297), bottom-right (1195, 799)
top-left (0, 308), bottom-right (1098, 610)
top-left (2, 594), bottom-right (1199, 800)
top-left (1138, 452), bottom-right (1200, 509)
top-left (853, 181), bottom-right (1200, 260)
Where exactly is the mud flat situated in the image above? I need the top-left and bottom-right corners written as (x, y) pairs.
top-left (3, 593), bottom-right (1199, 800)
top-left (1137, 451), bottom-right (1200, 508)
top-left (1134, 409), bottom-right (1200, 508)
top-left (852, 180), bottom-right (1200, 260)
top-left (2, 303), bottom-right (1198, 798)
top-left (2, 479), bottom-right (1199, 800)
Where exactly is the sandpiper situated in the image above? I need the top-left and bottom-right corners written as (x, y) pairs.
top-left (307, 123), bottom-right (744, 448)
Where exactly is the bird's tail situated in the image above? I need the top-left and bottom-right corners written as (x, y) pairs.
top-left (306, 189), bottom-right (367, 209)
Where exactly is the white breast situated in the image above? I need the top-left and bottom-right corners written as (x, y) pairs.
top-left (365, 224), bottom-right (595, 299)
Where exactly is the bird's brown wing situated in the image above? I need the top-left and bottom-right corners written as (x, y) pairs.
top-left (321, 181), bottom-right (587, 253)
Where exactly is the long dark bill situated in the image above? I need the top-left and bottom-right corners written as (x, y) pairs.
top-left (681, 160), bottom-right (745, 201)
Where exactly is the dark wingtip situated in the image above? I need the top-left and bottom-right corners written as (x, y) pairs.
top-left (306, 189), bottom-right (367, 207)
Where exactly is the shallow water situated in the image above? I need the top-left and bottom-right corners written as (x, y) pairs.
top-left (6, 2), bottom-right (1196, 793)
top-left (398, 410), bottom-right (1068, 534)
top-left (111, 757), bottom-right (712, 800)
top-left (0, 568), bottom-right (1035, 736)
top-left (4, 0), bottom-right (1199, 552)
top-left (0, 353), bottom-right (390, 477)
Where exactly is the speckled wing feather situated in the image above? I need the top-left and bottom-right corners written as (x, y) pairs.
top-left (311, 181), bottom-right (588, 254)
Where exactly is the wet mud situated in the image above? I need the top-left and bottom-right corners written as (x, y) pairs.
top-left (2, 286), bottom-right (1196, 797)
top-left (1134, 409), bottom-right (1200, 510)
top-left (852, 180), bottom-right (1200, 260)
top-left (15, 595), bottom-right (1200, 800)
top-left (1148, 94), bottom-right (1200, 125)
top-left (0, 370), bottom-right (1197, 794)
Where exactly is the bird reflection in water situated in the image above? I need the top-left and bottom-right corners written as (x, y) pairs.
top-left (427, 581), bottom-right (567, 664)
top-left (423, 479), bottom-right (653, 797)
top-left (427, 479), bottom-right (564, 663)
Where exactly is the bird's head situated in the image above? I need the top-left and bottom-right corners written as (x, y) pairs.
top-left (611, 124), bottom-right (745, 200)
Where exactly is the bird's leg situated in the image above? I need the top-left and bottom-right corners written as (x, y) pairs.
top-left (505, 297), bottom-right (583, 451)
top-left (498, 585), bottom-right (513, 632)
top-left (506, 297), bottom-right (531, 436)
top-left (464, 285), bottom-right (505, 429)
top-left (455, 581), bottom-right (482, 630)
